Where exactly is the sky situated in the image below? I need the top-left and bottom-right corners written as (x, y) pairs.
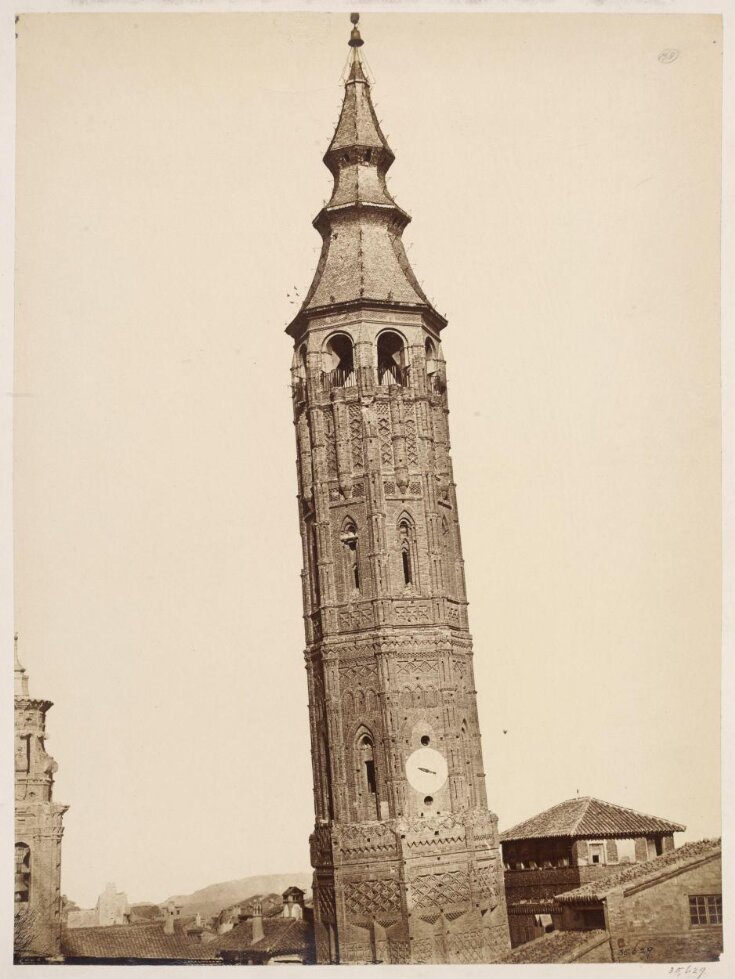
top-left (10, 10), bottom-right (723, 908)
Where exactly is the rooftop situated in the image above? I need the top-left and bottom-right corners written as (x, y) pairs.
top-left (557, 838), bottom-right (721, 903)
top-left (61, 922), bottom-right (219, 963)
top-left (500, 796), bottom-right (686, 843)
top-left (498, 929), bottom-right (609, 964)
top-left (217, 916), bottom-right (314, 961)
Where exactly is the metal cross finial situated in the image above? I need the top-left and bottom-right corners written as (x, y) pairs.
top-left (349, 12), bottom-right (364, 48)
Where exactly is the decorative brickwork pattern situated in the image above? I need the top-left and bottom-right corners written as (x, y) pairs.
top-left (345, 879), bottom-right (401, 917)
top-left (289, 18), bottom-right (509, 964)
top-left (377, 403), bottom-right (393, 467)
top-left (411, 871), bottom-right (471, 911)
top-left (450, 928), bottom-right (485, 963)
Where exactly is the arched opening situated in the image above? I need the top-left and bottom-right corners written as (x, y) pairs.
top-left (14, 844), bottom-right (30, 906)
top-left (292, 345), bottom-right (308, 402)
top-left (377, 331), bottom-right (407, 387)
top-left (425, 336), bottom-right (446, 393)
top-left (357, 731), bottom-right (380, 820)
top-left (398, 515), bottom-right (418, 590)
top-left (323, 333), bottom-right (355, 389)
top-left (294, 344), bottom-right (307, 378)
top-left (341, 520), bottom-right (361, 593)
top-left (425, 337), bottom-right (437, 375)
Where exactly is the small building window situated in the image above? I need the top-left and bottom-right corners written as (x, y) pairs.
top-left (689, 895), bottom-right (722, 926)
top-left (588, 843), bottom-right (605, 865)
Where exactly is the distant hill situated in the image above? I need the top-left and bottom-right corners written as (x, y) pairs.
top-left (162, 872), bottom-right (312, 920)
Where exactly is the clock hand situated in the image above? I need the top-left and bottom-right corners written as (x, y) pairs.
top-left (418, 766), bottom-right (437, 775)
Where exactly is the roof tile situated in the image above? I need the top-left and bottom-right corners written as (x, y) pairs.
top-left (61, 922), bottom-right (219, 962)
top-left (500, 797), bottom-right (685, 842)
top-left (498, 929), bottom-right (609, 964)
top-left (556, 838), bottom-right (721, 903)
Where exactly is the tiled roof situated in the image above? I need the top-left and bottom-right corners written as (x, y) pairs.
top-left (216, 917), bottom-right (313, 960)
top-left (499, 929), bottom-right (609, 964)
top-left (500, 797), bottom-right (685, 842)
top-left (61, 922), bottom-right (219, 962)
top-left (557, 838), bottom-right (721, 903)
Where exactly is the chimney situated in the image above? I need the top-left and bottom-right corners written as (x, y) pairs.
top-left (251, 898), bottom-right (264, 944)
top-left (163, 901), bottom-right (176, 935)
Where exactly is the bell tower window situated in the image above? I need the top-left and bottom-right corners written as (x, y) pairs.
top-left (377, 331), bottom-right (407, 386)
top-left (425, 337), bottom-right (437, 375)
top-left (323, 333), bottom-right (355, 390)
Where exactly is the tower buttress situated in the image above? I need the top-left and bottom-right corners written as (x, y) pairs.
top-left (289, 15), bottom-right (510, 965)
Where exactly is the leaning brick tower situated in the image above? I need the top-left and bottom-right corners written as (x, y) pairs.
top-left (287, 14), bottom-right (510, 965)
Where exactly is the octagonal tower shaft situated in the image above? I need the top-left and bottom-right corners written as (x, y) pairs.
top-left (287, 18), bottom-right (510, 966)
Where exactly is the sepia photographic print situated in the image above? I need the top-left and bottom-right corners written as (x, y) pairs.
top-left (3, 1), bottom-right (732, 975)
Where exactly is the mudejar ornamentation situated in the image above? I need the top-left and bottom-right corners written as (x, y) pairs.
top-left (286, 14), bottom-right (510, 965)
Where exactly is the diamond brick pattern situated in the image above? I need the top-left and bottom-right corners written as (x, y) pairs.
top-left (345, 878), bottom-right (401, 917)
top-left (411, 871), bottom-right (470, 911)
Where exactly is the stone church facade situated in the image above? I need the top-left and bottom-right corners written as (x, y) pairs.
top-left (287, 15), bottom-right (510, 965)
top-left (14, 637), bottom-right (67, 960)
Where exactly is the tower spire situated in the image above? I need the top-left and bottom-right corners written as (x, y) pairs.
top-left (286, 13), bottom-right (445, 337)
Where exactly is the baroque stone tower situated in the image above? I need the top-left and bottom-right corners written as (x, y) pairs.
top-left (14, 636), bottom-right (67, 960)
top-left (287, 15), bottom-right (510, 965)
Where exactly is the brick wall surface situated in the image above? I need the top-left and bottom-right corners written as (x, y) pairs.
top-left (606, 857), bottom-right (722, 963)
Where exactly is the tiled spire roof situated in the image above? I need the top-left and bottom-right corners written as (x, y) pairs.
top-left (287, 15), bottom-right (444, 337)
top-left (499, 796), bottom-right (686, 842)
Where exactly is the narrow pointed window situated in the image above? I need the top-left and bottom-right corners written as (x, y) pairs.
top-left (357, 733), bottom-right (380, 820)
top-left (425, 337), bottom-right (437, 375)
top-left (341, 521), bottom-right (360, 593)
top-left (377, 331), bottom-right (407, 387)
top-left (398, 517), bottom-right (416, 589)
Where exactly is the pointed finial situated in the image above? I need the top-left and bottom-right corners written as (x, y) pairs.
top-left (14, 632), bottom-right (30, 697)
top-left (349, 12), bottom-right (364, 48)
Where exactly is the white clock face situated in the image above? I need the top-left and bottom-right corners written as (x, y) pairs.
top-left (405, 747), bottom-right (448, 795)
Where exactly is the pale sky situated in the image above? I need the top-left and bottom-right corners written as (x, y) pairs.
top-left (12, 11), bottom-right (722, 908)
